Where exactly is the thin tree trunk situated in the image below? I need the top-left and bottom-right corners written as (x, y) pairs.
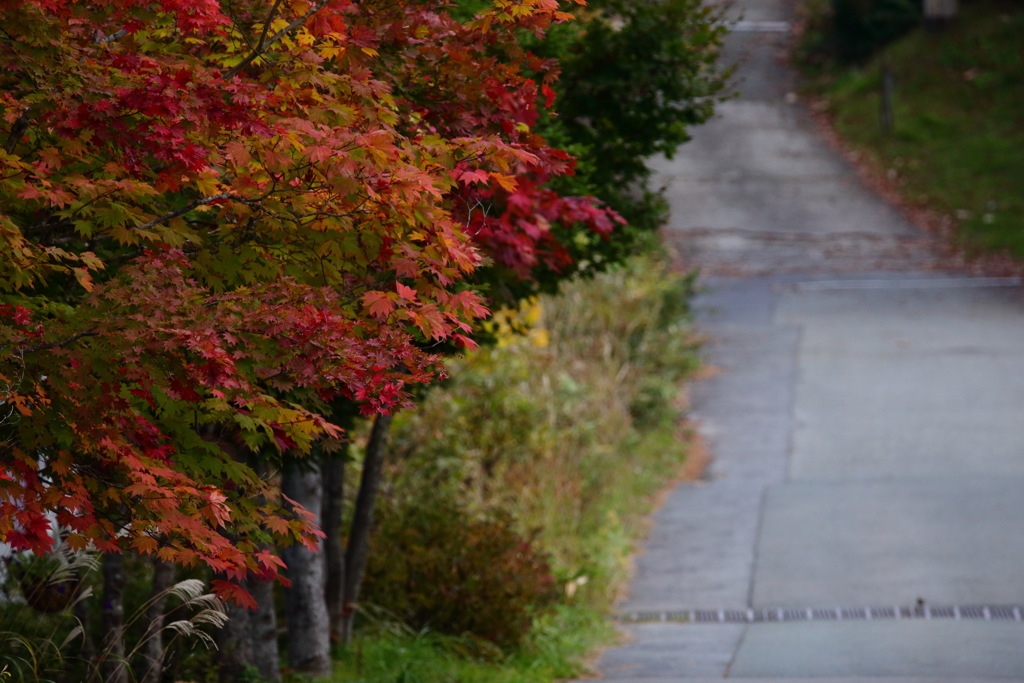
top-left (248, 574), bottom-right (281, 683)
top-left (323, 405), bottom-right (356, 644)
top-left (137, 558), bottom-right (176, 683)
top-left (341, 413), bottom-right (393, 644)
top-left (214, 450), bottom-right (263, 682)
top-left (282, 463), bottom-right (331, 675)
top-left (97, 552), bottom-right (129, 683)
top-left (247, 458), bottom-right (281, 682)
top-left (73, 589), bottom-right (96, 670)
top-left (215, 596), bottom-right (253, 683)
top-left (322, 450), bottom-right (346, 644)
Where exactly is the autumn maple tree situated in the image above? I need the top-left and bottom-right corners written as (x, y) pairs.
top-left (0, 0), bottom-right (624, 612)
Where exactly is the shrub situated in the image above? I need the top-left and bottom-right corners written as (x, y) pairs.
top-left (361, 498), bottom-right (559, 651)
top-left (525, 0), bottom-right (730, 288)
top-left (341, 248), bottom-right (702, 679)
top-left (802, 0), bottom-right (922, 65)
top-left (371, 247), bottom-right (699, 614)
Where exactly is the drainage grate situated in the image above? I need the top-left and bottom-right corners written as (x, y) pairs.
top-left (727, 20), bottom-right (792, 33)
top-left (790, 276), bottom-right (1024, 292)
top-left (616, 605), bottom-right (1024, 624)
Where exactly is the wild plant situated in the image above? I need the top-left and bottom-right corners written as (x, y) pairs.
top-left (1, 549), bottom-right (227, 682)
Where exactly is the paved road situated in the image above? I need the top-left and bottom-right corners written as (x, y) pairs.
top-left (581, 0), bottom-right (1024, 680)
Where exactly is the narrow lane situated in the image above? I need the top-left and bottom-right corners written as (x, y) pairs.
top-left (584, 0), bottom-right (1024, 679)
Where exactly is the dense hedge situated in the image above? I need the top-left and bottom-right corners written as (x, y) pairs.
top-left (527, 0), bottom-right (730, 290)
top-left (803, 0), bottom-right (922, 64)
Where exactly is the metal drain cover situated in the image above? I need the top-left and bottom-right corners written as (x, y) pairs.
top-left (617, 604), bottom-right (1024, 624)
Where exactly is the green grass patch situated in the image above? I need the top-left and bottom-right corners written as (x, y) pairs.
top-left (805, 1), bottom-right (1024, 256)
top-left (328, 247), bottom-right (701, 682)
top-left (331, 605), bottom-right (614, 682)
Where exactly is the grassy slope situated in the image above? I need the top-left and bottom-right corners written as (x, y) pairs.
top-left (811, 1), bottom-right (1024, 256)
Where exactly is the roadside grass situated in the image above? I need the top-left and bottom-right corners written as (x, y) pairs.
top-left (331, 605), bottom-right (612, 682)
top-left (801, 1), bottom-right (1024, 257)
top-left (330, 246), bottom-right (702, 682)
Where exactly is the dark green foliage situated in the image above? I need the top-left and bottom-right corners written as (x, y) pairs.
top-left (360, 498), bottom-right (560, 651)
top-left (471, 0), bottom-right (729, 304)
top-left (533, 0), bottom-right (730, 275)
top-left (807, 0), bottom-right (922, 64)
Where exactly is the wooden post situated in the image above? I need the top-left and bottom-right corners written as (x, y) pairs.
top-left (880, 63), bottom-right (894, 135)
top-left (924, 0), bottom-right (957, 30)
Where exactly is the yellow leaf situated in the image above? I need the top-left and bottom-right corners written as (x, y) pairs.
top-left (319, 45), bottom-right (345, 60)
top-left (490, 173), bottom-right (518, 192)
top-left (194, 171), bottom-right (222, 196)
top-left (134, 535), bottom-right (159, 554)
top-left (72, 267), bottom-right (94, 292)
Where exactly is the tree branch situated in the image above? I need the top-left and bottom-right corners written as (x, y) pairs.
top-left (223, 0), bottom-right (331, 80)
top-left (3, 113), bottom-right (30, 154)
top-left (255, 0), bottom-right (287, 53)
top-left (96, 29), bottom-right (127, 45)
top-left (135, 193), bottom-right (234, 234)
top-left (19, 327), bottom-right (99, 355)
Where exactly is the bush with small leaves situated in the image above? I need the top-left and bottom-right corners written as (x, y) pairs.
top-left (361, 498), bottom-right (559, 651)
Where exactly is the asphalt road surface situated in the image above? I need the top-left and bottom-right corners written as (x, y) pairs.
top-left (580, 0), bottom-right (1024, 680)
